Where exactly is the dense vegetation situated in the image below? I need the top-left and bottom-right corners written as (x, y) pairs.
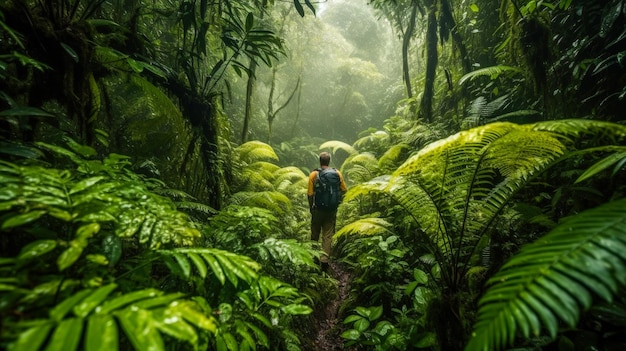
top-left (1, 0), bottom-right (625, 350)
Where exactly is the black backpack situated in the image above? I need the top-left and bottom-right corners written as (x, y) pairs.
top-left (313, 168), bottom-right (342, 210)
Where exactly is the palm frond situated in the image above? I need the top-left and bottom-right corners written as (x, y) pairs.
top-left (334, 217), bottom-right (394, 239)
top-left (175, 201), bottom-right (217, 214)
top-left (466, 198), bottom-right (626, 351)
top-left (236, 141), bottom-right (279, 164)
top-left (319, 140), bottom-right (358, 156)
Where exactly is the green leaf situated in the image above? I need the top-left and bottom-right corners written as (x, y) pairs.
top-left (60, 43), bottom-right (79, 63)
top-left (281, 304), bottom-right (312, 315)
top-left (176, 301), bottom-right (217, 332)
top-left (9, 323), bottom-right (53, 351)
top-left (470, 3), bottom-right (479, 12)
top-left (172, 253), bottom-right (191, 278)
top-left (70, 176), bottom-right (105, 194)
top-left (340, 329), bottom-right (361, 341)
top-left (354, 318), bottom-right (370, 332)
top-left (50, 289), bottom-right (93, 321)
top-left (245, 13), bottom-right (254, 32)
top-left (2, 210), bottom-right (47, 229)
top-left (86, 314), bottom-right (119, 351)
top-left (57, 242), bottom-right (85, 271)
top-left (188, 252), bottom-right (208, 278)
top-left (97, 289), bottom-right (162, 314)
top-left (116, 308), bottom-right (164, 351)
top-left (575, 150), bottom-right (626, 183)
top-left (45, 318), bottom-right (83, 351)
top-left (153, 308), bottom-right (198, 346)
top-left (17, 239), bottom-right (57, 261)
top-left (0, 107), bottom-right (54, 117)
top-left (73, 284), bottom-right (118, 317)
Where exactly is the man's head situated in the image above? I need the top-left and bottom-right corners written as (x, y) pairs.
top-left (319, 152), bottom-right (331, 166)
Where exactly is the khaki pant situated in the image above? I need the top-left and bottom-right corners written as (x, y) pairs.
top-left (311, 209), bottom-right (337, 263)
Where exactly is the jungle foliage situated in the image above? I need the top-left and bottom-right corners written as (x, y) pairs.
top-left (1, 0), bottom-right (626, 350)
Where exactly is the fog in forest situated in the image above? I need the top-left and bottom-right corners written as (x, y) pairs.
top-left (226, 0), bottom-right (402, 148)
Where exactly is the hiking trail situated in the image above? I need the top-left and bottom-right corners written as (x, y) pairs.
top-left (311, 260), bottom-right (355, 351)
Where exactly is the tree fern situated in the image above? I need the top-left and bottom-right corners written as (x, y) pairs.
top-left (458, 65), bottom-right (523, 86)
top-left (334, 217), bottom-right (394, 239)
top-left (466, 197), bottom-right (626, 351)
top-left (236, 141), bottom-right (279, 164)
top-left (319, 140), bottom-right (358, 157)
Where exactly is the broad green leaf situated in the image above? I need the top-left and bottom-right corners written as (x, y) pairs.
top-left (97, 289), bottom-right (161, 314)
top-left (50, 289), bottom-right (93, 321)
top-left (86, 314), bottom-right (119, 351)
top-left (9, 323), bottom-right (53, 351)
top-left (368, 305), bottom-right (383, 321)
top-left (70, 176), bottom-right (105, 194)
top-left (175, 301), bottom-right (217, 332)
top-left (281, 304), bottom-right (312, 315)
top-left (73, 284), bottom-right (118, 317)
top-left (116, 308), bottom-right (164, 351)
top-left (153, 308), bottom-right (198, 346)
top-left (340, 329), bottom-right (361, 341)
top-left (354, 318), bottom-right (370, 332)
top-left (2, 210), bottom-right (47, 229)
top-left (132, 293), bottom-right (186, 310)
top-left (77, 223), bottom-right (100, 239)
top-left (17, 239), bottom-right (57, 261)
top-left (343, 315), bottom-right (362, 324)
top-left (202, 253), bottom-right (225, 284)
top-left (57, 242), bottom-right (84, 271)
top-left (45, 318), bottom-right (83, 351)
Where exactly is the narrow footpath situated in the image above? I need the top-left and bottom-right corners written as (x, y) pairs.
top-left (312, 261), bottom-right (355, 350)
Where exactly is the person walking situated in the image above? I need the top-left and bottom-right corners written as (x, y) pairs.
top-left (308, 152), bottom-right (348, 271)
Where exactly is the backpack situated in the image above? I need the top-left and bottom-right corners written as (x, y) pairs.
top-left (313, 168), bottom-right (342, 210)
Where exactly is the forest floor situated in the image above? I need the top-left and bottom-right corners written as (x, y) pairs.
top-left (311, 260), bottom-right (356, 351)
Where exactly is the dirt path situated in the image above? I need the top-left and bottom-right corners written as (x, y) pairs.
top-left (311, 260), bottom-right (355, 351)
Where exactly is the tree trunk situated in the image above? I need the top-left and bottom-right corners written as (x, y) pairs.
top-left (419, 2), bottom-right (438, 123)
top-left (241, 59), bottom-right (258, 143)
top-left (402, 1), bottom-right (419, 100)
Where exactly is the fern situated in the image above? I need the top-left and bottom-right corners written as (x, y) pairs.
top-left (319, 140), bottom-right (358, 156)
top-left (236, 141), bottom-right (279, 164)
top-left (458, 65), bottom-right (523, 86)
top-left (227, 191), bottom-right (292, 215)
top-left (7, 284), bottom-right (217, 351)
top-left (334, 217), bottom-right (394, 239)
top-left (160, 248), bottom-right (260, 286)
top-left (252, 238), bottom-right (318, 268)
top-left (466, 198), bottom-right (626, 351)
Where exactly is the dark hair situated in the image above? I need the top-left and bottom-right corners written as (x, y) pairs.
top-left (319, 152), bottom-right (331, 166)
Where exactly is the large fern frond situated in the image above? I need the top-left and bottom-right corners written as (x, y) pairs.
top-left (8, 284), bottom-right (216, 351)
top-left (319, 140), bottom-right (358, 156)
top-left (334, 217), bottom-right (394, 239)
top-left (252, 238), bottom-right (318, 268)
top-left (378, 143), bottom-right (411, 173)
top-left (227, 191), bottom-right (292, 215)
top-left (458, 65), bottom-right (522, 86)
top-left (466, 197), bottom-right (626, 351)
top-left (160, 248), bottom-right (260, 286)
top-left (236, 141), bottom-right (279, 164)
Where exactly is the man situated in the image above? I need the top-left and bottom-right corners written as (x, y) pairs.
top-left (308, 152), bottom-right (348, 271)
